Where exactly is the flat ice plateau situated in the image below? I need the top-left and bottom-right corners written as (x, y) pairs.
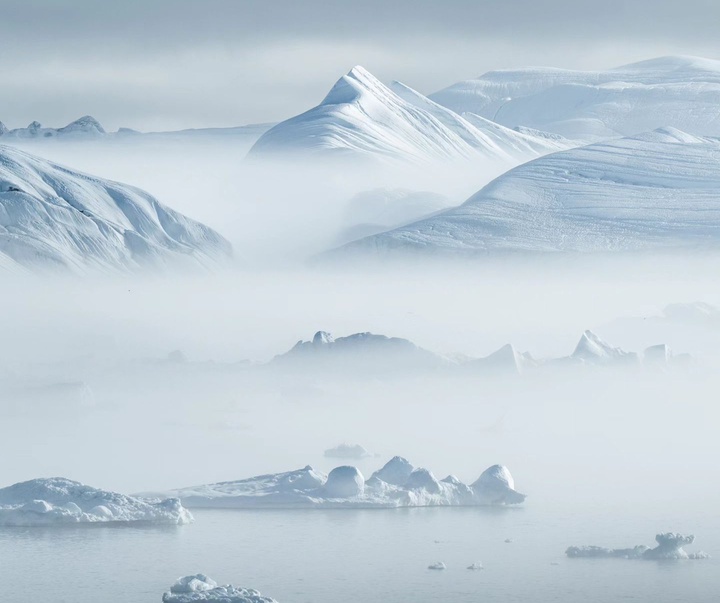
top-left (162, 575), bottom-right (277, 603)
top-left (333, 128), bottom-right (720, 257)
top-left (0, 145), bottom-right (231, 273)
top-left (0, 477), bottom-right (193, 526)
top-left (147, 458), bottom-right (526, 509)
top-left (566, 533), bottom-right (710, 560)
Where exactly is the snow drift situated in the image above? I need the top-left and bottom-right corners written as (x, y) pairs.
top-left (0, 144), bottom-right (231, 273)
top-left (0, 477), bottom-right (193, 526)
top-left (332, 128), bottom-right (720, 256)
top-left (147, 458), bottom-right (526, 509)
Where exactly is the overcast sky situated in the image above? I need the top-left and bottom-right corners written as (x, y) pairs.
top-left (1, 0), bottom-right (719, 131)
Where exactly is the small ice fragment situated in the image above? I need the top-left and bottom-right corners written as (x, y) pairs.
top-left (428, 562), bottom-right (446, 570)
top-left (466, 562), bottom-right (484, 570)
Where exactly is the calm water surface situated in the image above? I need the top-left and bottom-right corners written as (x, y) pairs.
top-left (2, 501), bottom-right (718, 603)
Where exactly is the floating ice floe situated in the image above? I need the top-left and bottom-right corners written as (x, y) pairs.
top-left (566, 533), bottom-right (709, 560)
top-left (147, 458), bottom-right (526, 509)
top-left (428, 562), bottom-right (447, 570)
top-left (0, 477), bottom-right (193, 526)
top-left (162, 575), bottom-right (277, 603)
top-left (466, 562), bottom-right (484, 570)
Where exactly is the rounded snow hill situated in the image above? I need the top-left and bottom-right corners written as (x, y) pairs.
top-left (332, 128), bottom-right (720, 257)
top-left (370, 456), bottom-right (415, 486)
top-left (323, 466), bottom-right (365, 498)
top-left (472, 465), bottom-right (526, 505)
top-left (0, 477), bottom-right (193, 526)
top-left (0, 144), bottom-right (232, 273)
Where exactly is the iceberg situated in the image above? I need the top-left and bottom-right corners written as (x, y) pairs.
top-left (162, 575), bottom-right (277, 603)
top-left (0, 477), bottom-right (193, 526)
top-left (566, 533), bottom-right (709, 560)
top-left (323, 443), bottom-right (373, 460)
top-left (148, 458), bottom-right (526, 509)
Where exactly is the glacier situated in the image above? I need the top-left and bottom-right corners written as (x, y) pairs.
top-left (331, 128), bottom-right (720, 257)
top-left (144, 458), bottom-right (526, 509)
top-left (0, 144), bottom-right (232, 273)
top-left (430, 55), bottom-right (720, 139)
top-left (0, 477), bottom-right (193, 526)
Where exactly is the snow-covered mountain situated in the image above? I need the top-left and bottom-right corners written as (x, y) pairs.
top-left (0, 116), bottom-right (107, 139)
top-left (0, 145), bottom-right (232, 273)
top-left (248, 66), bottom-right (573, 165)
top-left (430, 55), bottom-right (720, 139)
top-left (332, 128), bottom-right (720, 256)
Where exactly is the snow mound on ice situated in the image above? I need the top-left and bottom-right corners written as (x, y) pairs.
top-left (333, 129), bottom-right (720, 256)
top-left (430, 55), bottom-right (720, 138)
top-left (0, 145), bottom-right (231, 273)
top-left (471, 465), bottom-right (527, 505)
top-left (249, 66), bottom-right (572, 165)
top-left (162, 575), bottom-right (277, 603)
top-left (566, 532), bottom-right (707, 560)
top-left (323, 466), bottom-right (365, 498)
top-left (154, 459), bottom-right (525, 509)
top-left (0, 477), bottom-right (193, 526)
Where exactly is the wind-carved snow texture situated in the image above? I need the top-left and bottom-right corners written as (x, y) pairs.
top-left (0, 145), bottom-right (232, 273)
top-left (334, 128), bottom-right (720, 256)
top-left (248, 66), bottom-right (573, 165)
top-left (149, 458), bottom-right (526, 509)
top-left (0, 477), bottom-right (193, 526)
top-left (430, 55), bottom-right (720, 139)
top-left (566, 533), bottom-right (710, 560)
top-left (162, 575), bottom-right (278, 603)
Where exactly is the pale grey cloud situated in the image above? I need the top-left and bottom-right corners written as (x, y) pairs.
top-left (1, 0), bottom-right (718, 130)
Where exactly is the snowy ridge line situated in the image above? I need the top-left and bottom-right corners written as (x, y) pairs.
top-left (0, 144), bottom-right (232, 273)
top-left (247, 65), bottom-right (574, 165)
top-left (0, 477), bottom-right (193, 526)
top-left (329, 127), bottom-right (720, 257)
top-left (142, 459), bottom-right (526, 509)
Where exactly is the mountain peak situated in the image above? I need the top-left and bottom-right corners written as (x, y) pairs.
top-left (320, 65), bottom-right (384, 106)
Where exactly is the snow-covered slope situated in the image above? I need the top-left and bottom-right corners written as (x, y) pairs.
top-left (0, 477), bottom-right (192, 526)
top-left (333, 128), bottom-right (720, 256)
top-left (147, 458), bottom-right (526, 508)
top-left (0, 116), bottom-right (107, 139)
top-left (430, 56), bottom-right (720, 139)
top-left (248, 66), bottom-right (572, 165)
top-left (0, 145), bottom-right (232, 273)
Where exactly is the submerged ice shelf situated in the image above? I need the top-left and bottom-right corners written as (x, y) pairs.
top-left (147, 458), bottom-right (526, 509)
top-left (0, 477), bottom-right (193, 526)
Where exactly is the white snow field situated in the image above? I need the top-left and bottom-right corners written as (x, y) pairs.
top-left (247, 66), bottom-right (573, 165)
top-left (430, 55), bottom-right (720, 139)
top-left (162, 575), bottom-right (278, 603)
top-left (147, 458), bottom-right (526, 509)
top-left (566, 533), bottom-right (709, 560)
top-left (0, 477), bottom-right (193, 526)
top-left (0, 144), bottom-right (232, 273)
top-left (332, 128), bottom-right (720, 257)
